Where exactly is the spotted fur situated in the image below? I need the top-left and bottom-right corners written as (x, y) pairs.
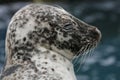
top-left (1, 4), bottom-right (101, 80)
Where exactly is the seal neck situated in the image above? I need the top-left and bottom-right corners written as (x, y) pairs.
top-left (4, 46), bottom-right (77, 80)
top-left (30, 46), bottom-right (77, 80)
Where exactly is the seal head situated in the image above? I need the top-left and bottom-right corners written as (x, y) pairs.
top-left (6, 4), bottom-right (101, 65)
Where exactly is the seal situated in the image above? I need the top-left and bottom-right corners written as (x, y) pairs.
top-left (1, 4), bottom-right (101, 80)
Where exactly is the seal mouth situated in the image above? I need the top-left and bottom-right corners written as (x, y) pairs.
top-left (76, 43), bottom-right (97, 57)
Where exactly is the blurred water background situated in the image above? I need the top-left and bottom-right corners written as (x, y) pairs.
top-left (0, 0), bottom-right (120, 80)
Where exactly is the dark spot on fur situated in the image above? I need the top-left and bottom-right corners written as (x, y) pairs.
top-left (12, 33), bottom-right (16, 37)
top-left (67, 67), bottom-right (70, 71)
top-left (42, 71), bottom-right (47, 74)
top-left (17, 55), bottom-right (21, 59)
top-left (15, 40), bottom-right (19, 44)
top-left (26, 41), bottom-right (32, 46)
top-left (51, 68), bottom-right (55, 72)
top-left (44, 62), bottom-right (48, 64)
top-left (52, 54), bottom-right (57, 61)
top-left (14, 46), bottom-right (18, 52)
top-left (52, 54), bottom-right (56, 58)
top-left (41, 39), bottom-right (46, 43)
top-left (41, 67), bottom-right (47, 70)
top-left (23, 37), bottom-right (26, 41)
top-left (49, 22), bottom-right (58, 28)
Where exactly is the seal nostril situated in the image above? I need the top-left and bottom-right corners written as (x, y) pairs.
top-left (95, 28), bottom-right (101, 39)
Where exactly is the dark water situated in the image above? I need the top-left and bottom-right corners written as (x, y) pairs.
top-left (0, 1), bottom-right (120, 80)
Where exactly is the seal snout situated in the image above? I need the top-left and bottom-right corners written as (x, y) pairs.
top-left (89, 27), bottom-right (101, 42)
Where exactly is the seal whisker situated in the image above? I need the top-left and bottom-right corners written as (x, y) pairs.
top-left (76, 43), bottom-right (95, 72)
top-left (73, 45), bottom-right (87, 66)
top-left (73, 44), bottom-right (89, 66)
top-left (76, 51), bottom-right (89, 72)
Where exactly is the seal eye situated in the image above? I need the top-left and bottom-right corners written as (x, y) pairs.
top-left (63, 23), bottom-right (73, 31)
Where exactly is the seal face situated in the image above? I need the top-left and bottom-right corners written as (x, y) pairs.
top-left (1, 4), bottom-right (101, 80)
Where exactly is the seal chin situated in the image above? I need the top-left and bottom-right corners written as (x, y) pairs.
top-left (51, 45), bottom-right (74, 60)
